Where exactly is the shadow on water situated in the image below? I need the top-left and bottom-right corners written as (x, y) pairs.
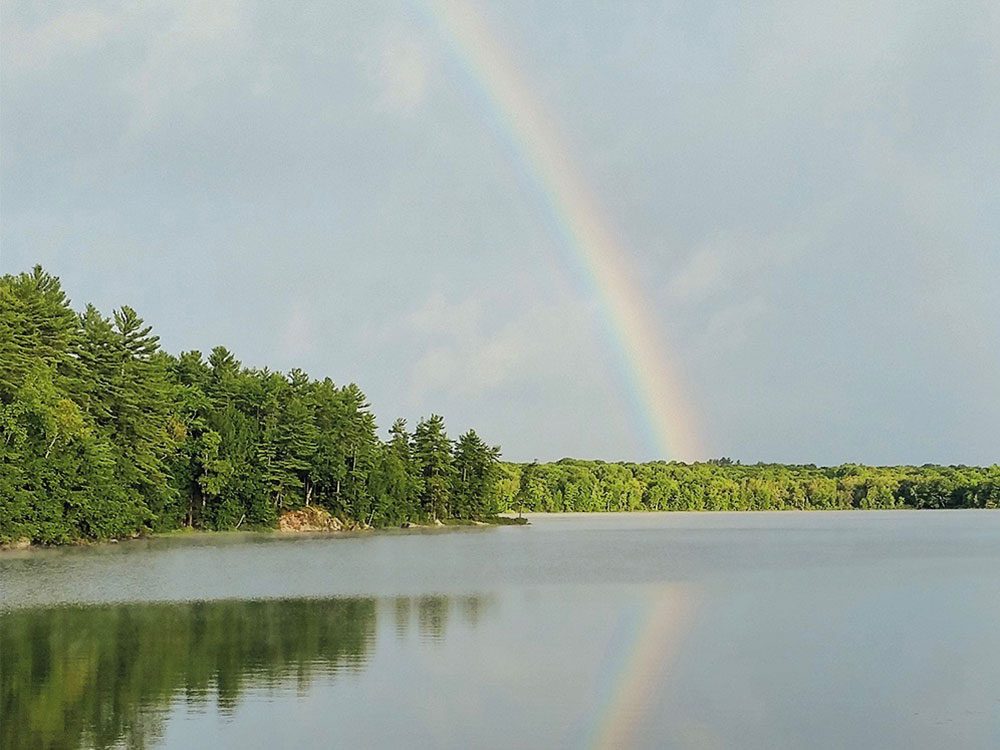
top-left (0, 594), bottom-right (487, 750)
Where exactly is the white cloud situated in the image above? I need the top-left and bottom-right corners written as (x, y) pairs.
top-left (1, 6), bottom-right (122, 73)
top-left (121, 0), bottom-right (250, 133)
top-left (405, 291), bottom-right (481, 341)
top-left (280, 302), bottom-right (315, 361)
top-left (856, 130), bottom-right (1000, 389)
top-left (367, 27), bottom-right (433, 115)
top-left (739, 1), bottom-right (911, 121)
top-left (393, 290), bottom-right (595, 403)
top-left (402, 292), bottom-right (525, 399)
top-left (702, 296), bottom-right (768, 354)
top-left (661, 205), bottom-right (843, 371)
top-left (5, 1), bottom-right (997, 463)
top-left (663, 245), bottom-right (726, 304)
top-left (3, 1), bottom-right (253, 134)
top-left (665, 203), bottom-right (840, 307)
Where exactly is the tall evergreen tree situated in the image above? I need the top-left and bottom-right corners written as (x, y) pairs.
top-left (370, 418), bottom-right (420, 525)
top-left (452, 430), bottom-right (502, 519)
top-left (413, 415), bottom-right (455, 521)
top-left (336, 384), bottom-right (378, 522)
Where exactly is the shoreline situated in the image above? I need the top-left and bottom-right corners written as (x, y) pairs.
top-left (0, 516), bottom-right (529, 553)
top-left (7, 507), bottom-right (993, 552)
top-left (506, 508), bottom-right (993, 517)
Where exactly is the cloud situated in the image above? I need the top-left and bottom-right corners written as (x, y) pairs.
top-left (405, 291), bottom-right (481, 341)
top-left (280, 303), bottom-right (316, 361)
top-left (121, 0), bottom-right (250, 133)
top-left (738, 1), bottom-right (910, 121)
top-left (663, 245), bottom-right (726, 304)
top-left (856, 129), bottom-right (1000, 389)
top-left (401, 292), bottom-right (526, 399)
top-left (1, 6), bottom-right (122, 73)
top-left (3, 1), bottom-right (254, 136)
top-left (659, 204), bottom-right (844, 374)
top-left (665, 204), bottom-right (837, 307)
top-left (702, 296), bottom-right (769, 355)
top-left (4, 1), bottom-right (997, 463)
top-left (367, 27), bottom-right (433, 115)
top-left (390, 290), bottom-right (597, 404)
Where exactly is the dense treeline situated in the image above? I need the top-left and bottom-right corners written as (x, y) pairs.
top-left (0, 267), bottom-right (503, 543)
top-left (3, 267), bottom-right (996, 543)
top-left (500, 458), bottom-right (1000, 513)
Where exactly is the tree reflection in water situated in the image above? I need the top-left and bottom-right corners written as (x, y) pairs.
top-left (0, 594), bottom-right (486, 749)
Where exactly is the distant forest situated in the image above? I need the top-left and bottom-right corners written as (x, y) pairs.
top-left (499, 459), bottom-right (1000, 514)
top-left (1, 267), bottom-right (997, 545)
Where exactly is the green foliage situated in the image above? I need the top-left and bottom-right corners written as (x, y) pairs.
top-left (497, 459), bottom-right (1000, 514)
top-left (369, 418), bottom-right (422, 525)
top-left (452, 429), bottom-right (502, 519)
top-left (1, 266), bottom-right (995, 544)
top-left (0, 267), bottom-right (505, 543)
top-left (514, 460), bottom-right (542, 517)
top-left (413, 414), bottom-right (455, 520)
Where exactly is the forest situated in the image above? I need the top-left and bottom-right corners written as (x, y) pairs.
top-left (0, 267), bottom-right (502, 544)
top-left (1, 266), bottom-right (997, 545)
top-left (499, 459), bottom-right (1000, 513)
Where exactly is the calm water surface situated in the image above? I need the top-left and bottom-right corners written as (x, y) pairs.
top-left (2, 511), bottom-right (1000, 749)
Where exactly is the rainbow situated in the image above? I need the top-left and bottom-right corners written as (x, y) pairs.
top-left (578, 585), bottom-right (696, 748)
top-left (422, 0), bottom-right (705, 461)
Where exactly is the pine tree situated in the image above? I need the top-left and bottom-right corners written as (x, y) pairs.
top-left (453, 430), bottom-right (491, 519)
top-left (413, 415), bottom-right (455, 520)
top-left (370, 418), bottom-right (420, 525)
top-left (337, 384), bottom-right (378, 523)
top-left (0, 266), bottom-right (81, 399)
top-left (308, 377), bottom-right (347, 509)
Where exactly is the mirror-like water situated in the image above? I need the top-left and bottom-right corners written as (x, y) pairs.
top-left (3, 511), bottom-right (999, 749)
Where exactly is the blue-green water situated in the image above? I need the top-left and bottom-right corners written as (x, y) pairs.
top-left (2, 511), bottom-right (999, 748)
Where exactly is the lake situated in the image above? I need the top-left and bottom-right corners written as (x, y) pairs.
top-left (2, 511), bottom-right (1000, 749)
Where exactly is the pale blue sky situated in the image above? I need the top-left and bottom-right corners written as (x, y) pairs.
top-left (2, 1), bottom-right (998, 463)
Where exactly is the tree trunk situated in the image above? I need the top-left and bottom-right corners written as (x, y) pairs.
top-left (44, 433), bottom-right (59, 459)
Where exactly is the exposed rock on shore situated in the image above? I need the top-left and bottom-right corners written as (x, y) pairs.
top-left (0, 538), bottom-right (32, 551)
top-left (277, 507), bottom-right (366, 533)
